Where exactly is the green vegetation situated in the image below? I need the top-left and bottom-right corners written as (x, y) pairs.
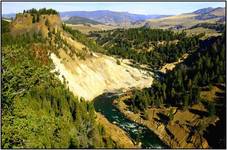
top-left (90, 27), bottom-right (202, 68)
top-left (1, 20), bottom-right (115, 148)
top-left (116, 59), bottom-right (121, 65)
top-left (2, 20), bottom-right (10, 33)
top-left (2, 7), bottom-right (225, 148)
top-left (22, 8), bottom-right (59, 23)
top-left (125, 33), bottom-right (225, 111)
top-left (23, 8), bottom-right (59, 15)
top-left (63, 24), bottom-right (105, 53)
top-left (208, 103), bottom-right (216, 116)
top-left (92, 27), bottom-right (186, 44)
top-left (47, 27), bottom-right (88, 60)
top-left (190, 23), bottom-right (225, 33)
top-left (91, 26), bottom-right (224, 113)
top-left (168, 108), bottom-right (174, 121)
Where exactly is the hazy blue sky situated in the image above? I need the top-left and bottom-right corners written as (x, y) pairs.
top-left (2, 2), bottom-right (225, 15)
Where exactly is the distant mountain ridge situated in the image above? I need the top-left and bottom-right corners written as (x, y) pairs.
top-left (2, 13), bottom-right (16, 19)
top-left (194, 7), bottom-right (225, 20)
top-left (193, 7), bottom-right (214, 14)
top-left (60, 10), bottom-right (170, 26)
top-left (64, 16), bottom-right (103, 25)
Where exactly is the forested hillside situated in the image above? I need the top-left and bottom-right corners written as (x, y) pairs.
top-left (89, 26), bottom-right (225, 110)
top-left (114, 30), bottom-right (226, 148)
top-left (126, 33), bottom-right (225, 111)
top-left (189, 23), bottom-right (225, 32)
top-left (1, 10), bottom-right (117, 148)
top-left (62, 24), bottom-right (105, 53)
top-left (90, 27), bottom-right (202, 68)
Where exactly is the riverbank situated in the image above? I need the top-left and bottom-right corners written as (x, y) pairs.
top-left (113, 92), bottom-right (220, 148)
top-left (93, 93), bottom-right (168, 148)
top-left (96, 113), bottom-right (137, 148)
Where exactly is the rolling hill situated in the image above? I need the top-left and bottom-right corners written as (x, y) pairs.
top-left (194, 7), bottom-right (225, 20)
top-left (65, 24), bottom-right (116, 34)
top-left (144, 7), bottom-right (225, 29)
top-left (64, 16), bottom-right (103, 25)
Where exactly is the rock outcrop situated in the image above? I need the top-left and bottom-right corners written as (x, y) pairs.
top-left (10, 13), bottom-right (62, 37)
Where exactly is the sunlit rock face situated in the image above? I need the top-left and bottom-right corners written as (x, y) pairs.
top-left (50, 50), bottom-right (153, 100)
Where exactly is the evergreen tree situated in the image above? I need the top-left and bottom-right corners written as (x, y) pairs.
top-left (208, 103), bottom-right (216, 116)
top-left (32, 15), bottom-right (36, 23)
top-left (37, 14), bottom-right (40, 22)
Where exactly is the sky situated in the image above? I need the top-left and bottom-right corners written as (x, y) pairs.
top-left (2, 2), bottom-right (225, 15)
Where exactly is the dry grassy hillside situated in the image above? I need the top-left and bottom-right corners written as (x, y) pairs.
top-left (66, 23), bottom-right (116, 34)
top-left (145, 13), bottom-right (219, 29)
top-left (210, 7), bottom-right (225, 16)
top-left (145, 7), bottom-right (225, 29)
top-left (184, 27), bottom-right (222, 39)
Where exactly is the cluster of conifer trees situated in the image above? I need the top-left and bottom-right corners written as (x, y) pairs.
top-left (126, 33), bottom-right (225, 114)
top-left (62, 24), bottom-right (105, 53)
top-left (23, 8), bottom-right (59, 15)
top-left (91, 27), bottom-right (202, 68)
top-left (21, 8), bottom-right (58, 23)
top-left (190, 23), bottom-right (225, 32)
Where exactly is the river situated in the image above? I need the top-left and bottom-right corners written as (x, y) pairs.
top-left (93, 92), bottom-right (168, 149)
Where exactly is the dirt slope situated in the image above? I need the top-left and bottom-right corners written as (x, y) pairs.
top-left (50, 49), bottom-right (153, 100)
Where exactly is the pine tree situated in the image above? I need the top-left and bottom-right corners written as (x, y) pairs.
top-left (32, 15), bottom-right (36, 23)
top-left (171, 88), bottom-right (176, 100)
top-left (208, 103), bottom-right (216, 116)
top-left (162, 83), bottom-right (167, 100)
top-left (183, 93), bottom-right (189, 108)
top-left (37, 14), bottom-right (40, 22)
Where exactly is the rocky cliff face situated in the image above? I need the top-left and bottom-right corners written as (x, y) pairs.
top-left (10, 13), bottom-right (62, 37)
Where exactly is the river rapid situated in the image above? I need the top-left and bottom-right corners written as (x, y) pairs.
top-left (93, 92), bottom-right (168, 149)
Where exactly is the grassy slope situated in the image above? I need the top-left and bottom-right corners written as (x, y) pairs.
top-left (66, 23), bottom-right (116, 34)
top-left (145, 13), bottom-right (222, 29)
top-left (184, 27), bottom-right (221, 39)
